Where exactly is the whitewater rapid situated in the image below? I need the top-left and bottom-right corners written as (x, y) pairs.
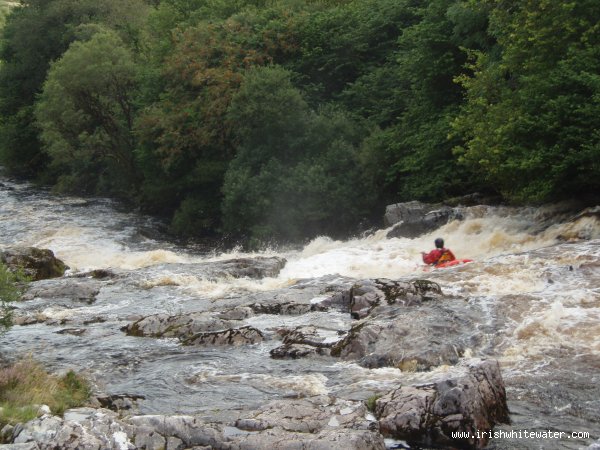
top-left (1, 177), bottom-right (599, 449)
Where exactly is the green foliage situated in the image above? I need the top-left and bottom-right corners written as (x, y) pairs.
top-left (0, 0), bottom-right (149, 177)
top-left (135, 5), bottom-right (298, 235)
top-left (453, 0), bottom-right (600, 202)
top-left (0, 0), bottom-right (598, 243)
top-left (365, 394), bottom-right (381, 412)
top-left (35, 29), bottom-right (140, 196)
top-left (0, 360), bottom-right (91, 427)
top-left (222, 65), bottom-right (373, 242)
top-left (0, 262), bottom-right (25, 333)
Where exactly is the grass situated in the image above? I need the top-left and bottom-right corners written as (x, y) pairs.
top-left (365, 394), bottom-right (382, 412)
top-left (0, 359), bottom-right (91, 427)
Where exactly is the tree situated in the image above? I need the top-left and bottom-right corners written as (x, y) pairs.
top-left (356, 0), bottom-right (492, 206)
top-left (35, 29), bottom-right (140, 195)
top-left (453, 0), bottom-right (600, 202)
top-left (222, 65), bottom-right (373, 243)
top-left (135, 6), bottom-right (298, 235)
top-left (0, 0), bottom-right (149, 178)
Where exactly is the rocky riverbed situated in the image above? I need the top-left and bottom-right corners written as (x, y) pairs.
top-left (0, 178), bottom-right (599, 449)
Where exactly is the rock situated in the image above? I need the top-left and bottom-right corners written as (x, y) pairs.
top-left (249, 302), bottom-right (315, 315)
top-left (349, 278), bottom-right (442, 319)
top-left (384, 202), bottom-right (464, 239)
top-left (182, 326), bottom-right (264, 346)
top-left (207, 256), bottom-right (287, 279)
top-left (0, 247), bottom-right (67, 281)
top-left (228, 397), bottom-right (384, 449)
top-left (236, 397), bottom-right (373, 433)
top-left (128, 415), bottom-right (224, 448)
top-left (22, 279), bottom-right (101, 304)
top-left (270, 326), bottom-right (334, 359)
top-left (588, 439), bottom-right (600, 450)
top-left (375, 359), bottom-right (510, 449)
top-left (383, 201), bottom-right (433, 228)
top-left (123, 312), bottom-right (244, 341)
top-left (270, 343), bottom-right (331, 359)
top-left (0, 444), bottom-right (41, 450)
top-left (10, 407), bottom-right (134, 450)
top-left (94, 394), bottom-right (145, 412)
top-left (331, 285), bottom-right (481, 370)
top-left (229, 427), bottom-right (386, 450)
top-left (125, 315), bottom-right (268, 346)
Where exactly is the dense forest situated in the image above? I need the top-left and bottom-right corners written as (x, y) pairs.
top-left (0, 0), bottom-right (598, 244)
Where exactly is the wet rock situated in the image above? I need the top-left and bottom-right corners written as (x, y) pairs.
top-left (216, 306), bottom-right (254, 320)
top-left (94, 394), bottom-right (145, 412)
top-left (270, 343), bottom-right (331, 359)
top-left (384, 202), bottom-right (464, 239)
top-left (182, 326), bottom-right (264, 346)
top-left (22, 279), bottom-right (101, 304)
top-left (71, 269), bottom-right (119, 279)
top-left (10, 407), bottom-right (134, 450)
top-left (249, 301), bottom-right (315, 315)
top-left (375, 359), bottom-right (510, 449)
top-left (350, 278), bottom-right (442, 320)
top-left (331, 295), bottom-right (481, 370)
top-left (207, 256), bottom-right (287, 279)
top-left (270, 326), bottom-right (335, 359)
top-left (55, 328), bottom-right (86, 336)
top-left (123, 313), bottom-right (237, 339)
top-left (124, 311), bottom-right (264, 346)
top-left (0, 247), bottom-right (67, 281)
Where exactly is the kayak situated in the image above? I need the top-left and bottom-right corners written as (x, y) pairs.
top-left (435, 258), bottom-right (473, 269)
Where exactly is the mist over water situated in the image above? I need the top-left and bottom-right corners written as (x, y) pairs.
top-left (1, 177), bottom-right (599, 449)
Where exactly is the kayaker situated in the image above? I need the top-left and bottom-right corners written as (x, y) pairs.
top-left (421, 238), bottom-right (456, 266)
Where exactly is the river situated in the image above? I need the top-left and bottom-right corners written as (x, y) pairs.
top-left (0, 176), bottom-right (598, 449)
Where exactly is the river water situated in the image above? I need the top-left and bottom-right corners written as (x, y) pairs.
top-left (0, 176), bottom-right (598, 449)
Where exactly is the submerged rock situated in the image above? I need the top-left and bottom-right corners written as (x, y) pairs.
top-left (375, 358), bottom-right (510, 449)
top-left (0, 247), bottom-right (67, 281)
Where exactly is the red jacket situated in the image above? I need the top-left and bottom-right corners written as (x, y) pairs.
top-left (422, 248), bottom-right (456, 266)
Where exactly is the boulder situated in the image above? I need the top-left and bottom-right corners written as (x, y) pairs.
top-left (0, 247), bottom-right (67, 281)
top-left (375, 359), bottom-right (510, 449)
top-left (331, 284), bottom-right (482, 370)
top-left (384, 202), bottom-right (464, 239)
top-left (349, 278), bottom-right (442, 319)
top-left (207, 256), bottom-right (287, 279)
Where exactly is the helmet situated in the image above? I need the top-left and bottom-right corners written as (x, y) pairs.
top-left (434, 238), bottom-right (444, 249)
